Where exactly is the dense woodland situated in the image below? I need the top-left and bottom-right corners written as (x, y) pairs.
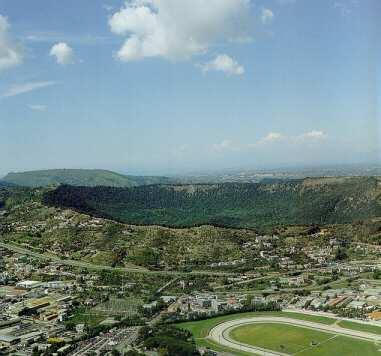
top-left (42, 177), bottom-right (381, 229)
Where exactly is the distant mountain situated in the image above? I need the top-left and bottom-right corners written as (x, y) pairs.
top-left (43, 176), bottom-right (381, 229)
top-left (2, 169), bottom-right (174, 188)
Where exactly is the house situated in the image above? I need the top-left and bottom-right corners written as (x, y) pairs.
top-left (16, 281), bottom-right (42, 290)
top-left (347, 300), bottom-right (366, 310)
top-left (0, 334), bottom-right (20, 346)
top-left (368, 311), bottom-right (381, 321)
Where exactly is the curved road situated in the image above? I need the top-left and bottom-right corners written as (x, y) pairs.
top-left (208, 316), bottom-right (381, 355)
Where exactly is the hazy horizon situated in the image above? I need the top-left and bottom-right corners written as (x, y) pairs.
top-left (1, 161), bottom-right (381, 179)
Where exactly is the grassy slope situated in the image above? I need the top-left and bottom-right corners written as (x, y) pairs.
top-left (2, 169), bottom-right (172, 188)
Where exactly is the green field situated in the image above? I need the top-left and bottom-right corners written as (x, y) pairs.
top-left (177, 311), bottom-right (336, 339)
top-left (230, 323), bottom-right (332, 354)
top-left (177, 311), bottom-right (381, 355)
top-left (67, 308), bottom-right (106, 326)
top-left (230, 323), bottom-right (380, 355)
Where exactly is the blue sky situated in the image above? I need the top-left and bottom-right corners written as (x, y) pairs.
top-left (0, 0), bottom-right (379, 175)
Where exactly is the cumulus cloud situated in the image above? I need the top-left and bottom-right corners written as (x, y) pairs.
top-left (200, 54), bottom-right (244, 76)
top-left (0, 15), bottom-right (23, 72)
top-left (28, 104), bottom-right (47, 111)
top-left (261, 8), bottom-right (274, 25)
top-left (109, 0), bottom-right (251, 62)
top-left (2, 81), bottom-right (56, 98)
top-left (49, 42), bottom-right (74, 65)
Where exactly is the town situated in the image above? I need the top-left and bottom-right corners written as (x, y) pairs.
top-left (1, 204), bottom-right (381, 355)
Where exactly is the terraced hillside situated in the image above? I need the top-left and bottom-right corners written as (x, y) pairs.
top-left (43, 177), bottom-right (381, 229)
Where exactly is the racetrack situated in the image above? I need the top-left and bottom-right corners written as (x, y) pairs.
top-left (208, 316), bottom-right (381, 355)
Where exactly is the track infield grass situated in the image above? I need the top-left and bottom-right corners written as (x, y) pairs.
top-left (229, 323), bottom-right (381, 355)
top-left (176, 311), bottom-right (337, 339)
top-left (176, 311), bottom-right (381, 355)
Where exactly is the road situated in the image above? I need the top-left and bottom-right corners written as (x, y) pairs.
top-left (213, 275), bottom-right (273, 290)
top-left (0, 241), bottom-right (236, 277)
top-left (156, 277), bottom-right (179, 294)
top-left (208, 316), bottom-right (381, 355)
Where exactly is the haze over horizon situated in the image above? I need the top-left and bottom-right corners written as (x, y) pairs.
top-left (1, 0), bottom-right (380, 176)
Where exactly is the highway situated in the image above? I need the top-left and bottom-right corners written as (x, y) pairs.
top-left (208, 316), bottom-right (381, 355)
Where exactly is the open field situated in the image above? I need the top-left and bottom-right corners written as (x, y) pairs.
top-left (177, 311), bottom-right (381, 355)
top-left (177, 311), bottom-right (337, 339)
top-left (68, 308), bottom-right (106, 327)
top-left (229, 323), bottom-right (380, 355)
top-left (338, 320), bottom-right (381, 336)
top-left (230, 323), bottom-right (332, 354)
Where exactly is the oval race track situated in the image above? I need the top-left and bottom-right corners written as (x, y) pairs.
top-left (207, 316), bottom-right (381, 355)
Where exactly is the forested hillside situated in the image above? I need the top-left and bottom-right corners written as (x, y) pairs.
top-left (43, 177), bottom-right (381, 229)
top-left (0, 181), bottom-right (16, 187)
top-left (2, 169), bottom-right (174, 188)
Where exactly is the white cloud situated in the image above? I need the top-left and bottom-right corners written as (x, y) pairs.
top-left (255, 132), bottom-right (284, 145)
top-left (296, 130), bottom-right (327, 141)
top-left (109, 0), bottom-right (251, 62)
top-left (200, 54), bottom-right (244, 76)
top-left (28, 104), bottom-right (47, 111)
top-left (2, 81), bottom-right (56, 98)
top-left (261, 8), bottom-right (274, 25)
top-left (49, 42), bottom-right (74, 65)
top-left (211, 130), bottom-right (328, 154)
top-left (0, 15), bottom-right (23, 72)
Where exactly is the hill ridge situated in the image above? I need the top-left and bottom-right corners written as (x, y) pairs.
top-left (42, 176), bottom-right (381, 229)
top-left (2, 168), bottom-right (174, 188)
